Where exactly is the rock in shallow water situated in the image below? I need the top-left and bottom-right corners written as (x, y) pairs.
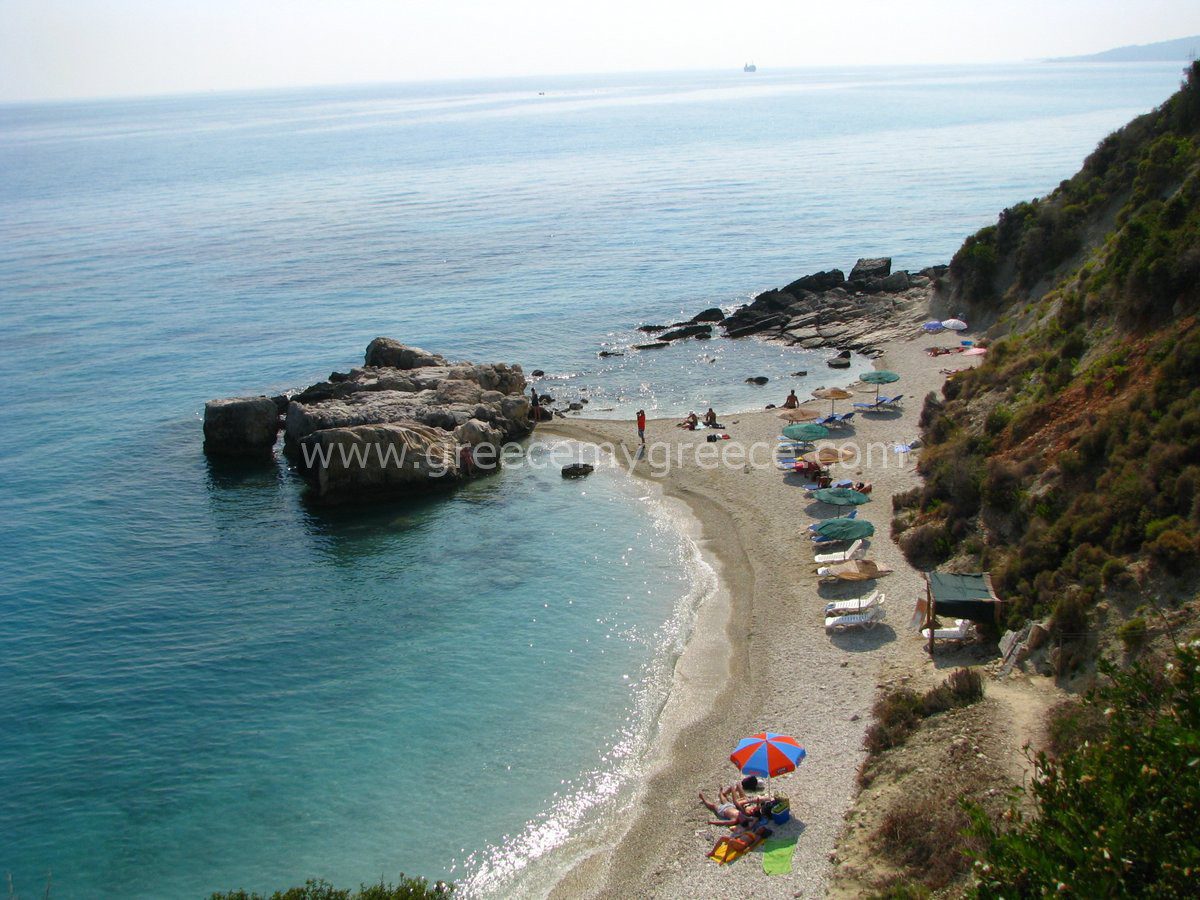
top-left (207, 339), bottom-right (533, 502)
top-left (561, 463), bottom-right (595, 479)
top-left (203, 396), bottom-right (280, 457)
top-left (364, 337), bottom-right (447, 369)
top-left (299, 421), bottom-right (461, 503)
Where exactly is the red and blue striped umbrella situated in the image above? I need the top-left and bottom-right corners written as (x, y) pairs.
top-left (729, 732), bottom-right (806, 778)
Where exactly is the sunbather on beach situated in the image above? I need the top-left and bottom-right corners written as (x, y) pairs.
top-left (677, 411), bottom-right (699, 430)
top-left (699, 791), bottom-right (747, 826)
top-left (706, 818), bottom-right (773, 863)
top-left (703, 407), bottom-right (722, 428)
top-left (853, 481), bottom-right (873, 494)
top-left (782, 389), bottom-right (799, 409)
top-left (699, 786), bottom-right (764, 826)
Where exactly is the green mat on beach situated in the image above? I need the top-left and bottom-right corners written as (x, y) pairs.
top-left (761, 835), bottom-right (797, 875)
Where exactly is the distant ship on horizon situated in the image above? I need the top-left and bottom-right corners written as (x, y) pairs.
top-left (743, 62), bottom-right (757, 72)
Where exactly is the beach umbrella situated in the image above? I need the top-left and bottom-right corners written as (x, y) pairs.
top-left (922, 320), bottom-right (946, 333)
top-left (804, 446), bottom-right (856, 465)
top-left (782, 422), bottom-right (830, 442)
top-left (859, 369), bottom-right (901, 399)
top-left (777, 407), bottom-right (820, 422)
top-left (812, 518), bottom-right (875, 541)
top-left (812, 386), bottom-right (854, 413)
top-left (813, 487), bottom-right (871, 508)
top-left (730, 732), bottom-right (807, 779)
top-left (942, 318), bottom-right (968, 331)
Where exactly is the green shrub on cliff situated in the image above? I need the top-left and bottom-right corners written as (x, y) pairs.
top-left (899, 63), bottom-right (1200, 645)
top-left (967, 643), bottom-right (1200, 897)
top-left (951, 62), bottom-right (1200, 311)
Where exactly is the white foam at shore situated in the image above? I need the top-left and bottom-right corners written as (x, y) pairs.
top-left (451, 441), bottom-right (720, 898)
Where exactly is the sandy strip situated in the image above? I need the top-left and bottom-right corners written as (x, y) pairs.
top-left (538, 329), bottom-right (982, 898)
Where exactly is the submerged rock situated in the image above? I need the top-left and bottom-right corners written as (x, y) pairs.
top-left (658, 323), bottom-right (713, 341)
top-left (561, 463), bottom-right (595, 479)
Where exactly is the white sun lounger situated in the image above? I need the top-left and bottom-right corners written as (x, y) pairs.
top-left (825, 603), bottom-right (886, 633)
top-left (923, 619), bottom-right (974, 644)
top-left (814, 539), bottom-right (865, 565)
top-left (824, 590), bottom-right (882, 617)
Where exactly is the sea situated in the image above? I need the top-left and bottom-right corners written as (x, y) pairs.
top-left (0, 62), bottom-right (1185, 898)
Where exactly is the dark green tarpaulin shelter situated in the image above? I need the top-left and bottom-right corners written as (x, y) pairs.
top-left (923, 572), bottom-right (1003, 652)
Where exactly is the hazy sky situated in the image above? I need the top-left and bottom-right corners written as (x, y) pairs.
top-left (2, 0), bottom-right (1198, 102)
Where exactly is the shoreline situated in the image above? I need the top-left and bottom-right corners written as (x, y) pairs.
top-left (533, 318), bottom-right (984, 898)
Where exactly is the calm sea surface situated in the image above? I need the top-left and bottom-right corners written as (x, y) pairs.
top-left (0, 63), bottom-right (1184, 897)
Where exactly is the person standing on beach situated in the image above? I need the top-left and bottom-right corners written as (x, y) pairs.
top-left (636, 409), bottom-right (646, 444)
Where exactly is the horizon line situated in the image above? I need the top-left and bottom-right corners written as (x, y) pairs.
top-left (2, 57), bottom-right (1186, 109)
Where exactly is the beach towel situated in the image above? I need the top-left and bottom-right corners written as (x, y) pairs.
top-left (761, 835), bottom-right (797, 875)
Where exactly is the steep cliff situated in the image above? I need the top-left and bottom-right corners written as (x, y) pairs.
top-left (897, 62), bottom-right (1200, 659)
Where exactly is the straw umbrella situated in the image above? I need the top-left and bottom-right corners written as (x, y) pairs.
top-left (803, 446), bottom-right (856, 465)
top-left (777, 407), bottom-right (820, 422)
top-left (812, 386), bottom-right (854, 414)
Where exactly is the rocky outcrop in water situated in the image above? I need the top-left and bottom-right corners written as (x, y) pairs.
top-left (204, 339), bottom-right (533, 503)
top-left (203, 396), bottom-right (281, 457)
top-left (714, 258), bottom-right (945, 359)
top-left (657, 323), bottom-right (714, 341)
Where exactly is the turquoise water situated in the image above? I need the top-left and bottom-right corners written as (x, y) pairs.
top-left (0, 63), bottom-right (1186, 897)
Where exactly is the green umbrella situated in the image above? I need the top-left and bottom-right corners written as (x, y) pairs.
top-left (813, 487), bottom-right (871, 506)
top-left (859, 369), bottom-right (901, 399)
top-left (812, 518), bottom-right (875, 541)
top-left (782, 423), bottom-right (830, 442)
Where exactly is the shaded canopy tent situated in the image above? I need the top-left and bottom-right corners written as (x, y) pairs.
top-left (919, 571), bottom-right (1003, 653)
top-left (812, 386), bottom-right (854, 413)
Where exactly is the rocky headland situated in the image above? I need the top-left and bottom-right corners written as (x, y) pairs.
top-left (203, 337), bottom-right (532, 503)
top-left (619, 257), bottom-right (946, 364)
top-left (203, 257), bottom-right (945, 497)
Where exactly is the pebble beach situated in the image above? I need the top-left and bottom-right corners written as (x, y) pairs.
top-left (540, 322), bottom-right (983, 898)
